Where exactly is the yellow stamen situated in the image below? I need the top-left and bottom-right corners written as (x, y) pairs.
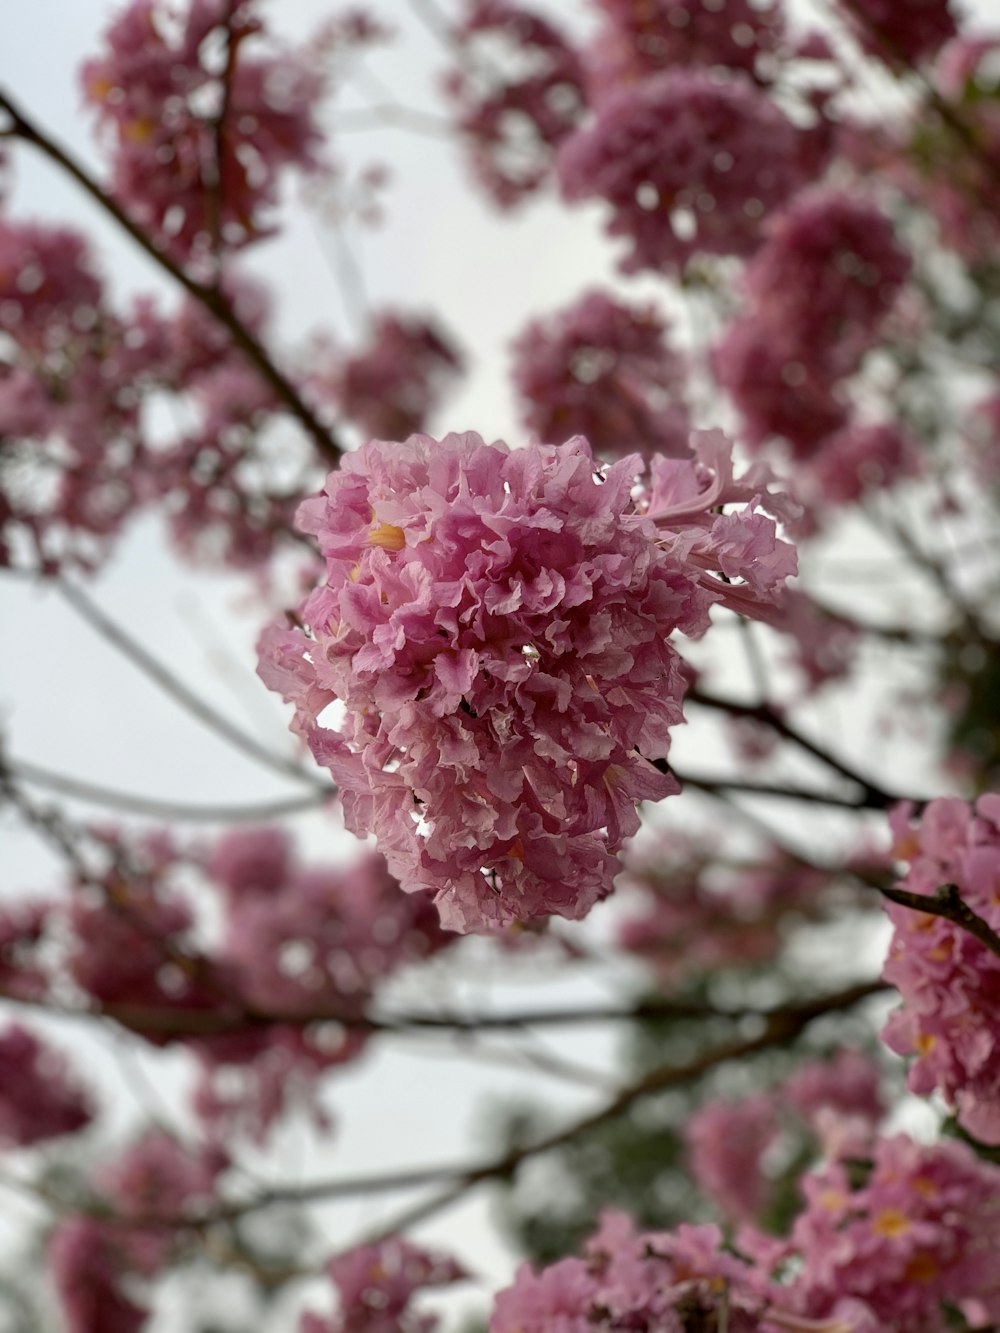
top-left (366, 522), bottom-right (406, 552)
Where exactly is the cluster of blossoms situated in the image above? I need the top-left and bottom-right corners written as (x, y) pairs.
top-left (50, 1131), bottom-right (225, 1333)
top-left (81, 0), bottom-right (327, 265)
top-left (714, 188), bottom-right (919, 515)
top-left (300, 1238), bottom-right (466, 1333)
top-left (0, 220), bottom-right (158, 571)
top-left (0, 828), bottom-right (454, 1141)
top-left (259, 429), bottom-right (795, 932)
top-left (587, 0), bottom-right (787, 93)
top-left (511, 289), bottom-right (690, 461)
top-left (492, 1134), bottom-right (1000, 1332)
top-left (778, 1134), bottom-right (1000, 1328)
top-left (842, 0), bottom-right (958, 66)
top-left (0, 217), bottom-right (307, 572)
top-left (686, 1048), bottom-right (885, 1225)
top-left (444, 0), bottom-right (587, 207)
top-left (320, 312), bottom-right (465, 443)
top-left (881, 794), bottom-right (1000, 1144)
top-left (198, 827), bottom-right (454, 1135)
top-left (0, 1024), bottom-right (93, 1147)
top-left (557, 69), bottom-right (809, 273)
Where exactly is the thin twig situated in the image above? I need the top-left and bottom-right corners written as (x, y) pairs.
top-left (686, 688), bottom-right (901, 809)
top-left (10, 758), bottom-right (330, 823)
top-left (57, 579), bottom-right (327, 791)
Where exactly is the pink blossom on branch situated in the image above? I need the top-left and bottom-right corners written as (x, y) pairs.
top-left (258, 430), bottom-right (795, 933)
top-left (0, 1024), bottom-right (93, 1147)
top-left (81, 0), bottom-right (327, 265)
top-left (444, 0), bottom-right (587, 208)
top-left (320, 312), bottom-right (464, 442)
top-left (511, 289), bottom-right (691, 461)
top-left (586, 0), bottom-right (787, 97)
top-left (881, 794), bottom-right (1000, 1143)
top-left (715, 189), bottom-right (911, 457)
top-left (557, 69), bottom-right (809, 273)
top-left (301, 1238), bottom-right (466, 1333)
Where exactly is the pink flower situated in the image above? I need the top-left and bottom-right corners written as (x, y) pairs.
top-left (587, 0), bottom-right (785, 96)
top-left (716, 190), bottom-right (910, 455)
top-left (511, 289), bottom-right (690, 460)
top-left (686, 1094), bottom-right (780, 1224)
top-left (302, 1239), bottom-right (465, 1332)
top-left (81, 0), bottom-right (327, 265)
top-left (843, 0), bottom-right (957, 67)
top-left (259, 430), bottom-right (795, 932)
top-left (445, 1), bottom-right (587, 208)
top-left (881, 795), bottom-right (1000, 1143)
top-left (51, 1132), bottom-right (224, 1333)
top-left (788, 1134), bottom-right (1000, 1328)
top-left (558, 69), bottom-right (807, 273)
top-left (0, 1025), bottom-right (93, 1147)
top-left (325, 312), bottom-right (464, 441)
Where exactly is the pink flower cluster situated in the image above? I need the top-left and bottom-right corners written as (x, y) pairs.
top-left (491, 1135), bottom-right (1000, 1332)
top-left (557, 69), bottom-right (807, 273)
top-left (784, 1134), bottom-right (1000, 1329)
top-left (0, 221), bottom-right (155, 571)
top-left (444, 1), bottom-right (587, 207)
top-left (81, 0), bottom-right (326, 264)
top-left (0, 1024), bottom-right (93, 1147)
top-left (588, 0), bottom-right (786, 93)
top-left (11, 827), bottom-right (454, 1141)
top-left (324, 312), bottom-right (464, 442)
top-left (715, 188), bottom-right (914, 505)
top-left (686, 1049), bottom-right (885, 1225)
top-left (881, 794), bottom-right (1000, 1144)
top-left (511, 289), bottom-right (690, 461)
top-left (258, 430), bottom-right (795, 932)
top-left (844, 0), bottom-right (958, 66)
top-left (196, 829), bottom-right (454, 1136)
top-left (51, 1131), bottom-right (224, 1333)
top-left (301, 1238), bottom-right (465, 1333)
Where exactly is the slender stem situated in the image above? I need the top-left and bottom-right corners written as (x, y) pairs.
top-left (0, 87), bottom-right (342, 465)
top-left (57, 579), bottom-right (327, 791)
top-left (686, 688), bottom-right (901, 809)
top-left (674, 767), bottom-right (891, 810)
top-left (9, 758), bottom-right (330, 823)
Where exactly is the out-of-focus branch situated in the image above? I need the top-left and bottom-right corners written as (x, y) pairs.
top-left (674, 767), bottom-right (893, 810)
top-left (338, 978), bottom-right (884, 1245)
top-left (0, 87), bottom-right (343, 466)
top-left (57, 579), bottom-right (328, 791)
top-left (687, 687), bottom-right (901, 808)
top-left (9, 758), bottom-right (330, 823)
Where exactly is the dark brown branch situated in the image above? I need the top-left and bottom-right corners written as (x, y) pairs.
top-left (0, 87), bottom-right (342, 466)
top-left (673, 767), bottom-right (888, 810)
top-left (879, 881), bottom-right (1000, 961)
top-left (686, 688), bottom-right (901, 810)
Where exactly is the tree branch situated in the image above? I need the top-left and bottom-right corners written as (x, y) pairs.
top-left (0, 87), bottom-right (343, 466)
top-left (879, 881), bottom-right (1000, 961)
top-left (57, 579), bottom-right (328, 791)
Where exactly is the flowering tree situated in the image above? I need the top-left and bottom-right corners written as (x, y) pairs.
top-left (2, 0), bottom-right (1000, 1329)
